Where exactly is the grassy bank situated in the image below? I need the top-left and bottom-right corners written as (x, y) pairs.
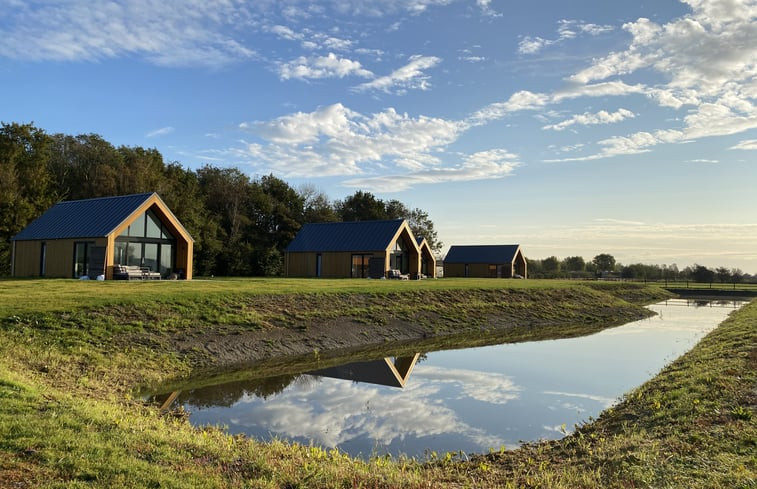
top-left (1, 278), bottom-right (752, 488)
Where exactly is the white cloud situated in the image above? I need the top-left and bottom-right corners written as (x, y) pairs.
top-left (730, 139), bottom-right (757, 150)
top-left (278, 53), bottom-right (373, 80)
top-left (235, 103), bottom-right (522, 190)
top-left (353, 55), bottom-right (441, 94)
top-left (0, 1), bottom-right (258, 68)
top-left (519, 19), bottom-right (613, 55)
top-left (268, 24), bottom-right (303, 42)
top-left (146, 126), bottom-right (174, 138)
top-left (342, 149), bottom-right (520, 192)
top-left (238, 103), bottom-right (465, 178)
top-left (537, 0), bottom-right (757, 161)
top-left (543, 108), bottom-right (636, 131)
top-left (459, 55), bottom-right (487, 63)
top-left (518, 37), bottom-right (549, 55)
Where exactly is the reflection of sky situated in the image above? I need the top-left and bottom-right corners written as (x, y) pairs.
top-left (185, 299), bottom-right (742, 459)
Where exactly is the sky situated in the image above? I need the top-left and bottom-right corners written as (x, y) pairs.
top-left (1, 0), bottom-right (756, 272)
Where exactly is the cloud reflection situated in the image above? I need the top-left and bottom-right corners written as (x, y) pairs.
top-left (205, 365), bottom-right (520, 452)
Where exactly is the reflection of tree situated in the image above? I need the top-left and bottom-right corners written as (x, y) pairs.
top-left (180, 374), bottom-right (300, 408)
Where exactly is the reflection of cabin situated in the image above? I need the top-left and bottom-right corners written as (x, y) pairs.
top-left (11, 193), bottom-right (194, 280)
top-left (309, 354), bottom-right (420, 388)
top-left (443, 244), bottom-right (527, 279)
top-left (285, 219), bottom-right (435, 279)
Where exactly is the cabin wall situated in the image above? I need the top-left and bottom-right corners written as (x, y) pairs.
top-left (13, 238), bottom-right (107, 278)
top-left (286, 251), bottom-right (388, 278)
top-left (443, 262), bottom-right (501, 278)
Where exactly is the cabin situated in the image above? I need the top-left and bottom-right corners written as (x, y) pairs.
top-left (416, 237), bottom-right (435, 279)
top-left (11, 193), bottom-right (194, 280)
top-left (285, 219), bottom-right (435, 279)
top-left (443, 244), bottom-right (527, 279)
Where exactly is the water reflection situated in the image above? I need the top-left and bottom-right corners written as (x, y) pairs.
top-left (154, 355), bottom-right (422, 412)
top-left (311, 354), bottom-right (421, 388)
top-left (150, 298), bottom-right (744, 459)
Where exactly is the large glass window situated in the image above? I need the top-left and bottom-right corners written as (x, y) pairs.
top-left (390, 239), bottom-right (409, 273)
top-left (115, 208), bottom-right (177, 277)
top-left (160, 244), bottom-right (174, 277)
top-left (146, 211), bottom-right (162, 238)
top-left (144, 243), bottom-right (159, 272)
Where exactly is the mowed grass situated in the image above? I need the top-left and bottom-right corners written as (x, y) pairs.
top-left (0, 277), bottom-right (752, 488)
top-left (0, 277), bottom-right (578, 316)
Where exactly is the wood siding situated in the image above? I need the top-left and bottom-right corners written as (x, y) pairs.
top-left (287, 251), bottom-right (385, 278)
top-left (13, 238), bottom-right (108, 278)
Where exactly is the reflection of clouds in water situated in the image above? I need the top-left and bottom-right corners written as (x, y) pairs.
top-left (542, 424), bottom-right (571, 435)
top-left (225, 378), bottom-right (481, 448)
top-left (543, 390), bottom-right (616, 409)
top-left (413, 365), bottom-right (522, 405)
top-left (223, 366), bottom-right (517, 450)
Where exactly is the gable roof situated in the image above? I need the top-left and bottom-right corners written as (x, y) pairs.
top-left (444, 244), bottom-right (522, 264)
top-left (286, 219), bottom-right (409, 252)
top-left (13, 193), bottom-right (155, 241)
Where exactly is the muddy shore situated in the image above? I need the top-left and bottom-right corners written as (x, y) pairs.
top-left (122, 286), bottom-right (672, 376)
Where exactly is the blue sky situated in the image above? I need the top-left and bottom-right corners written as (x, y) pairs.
top-left (2, 0), bottom-right (756, 272)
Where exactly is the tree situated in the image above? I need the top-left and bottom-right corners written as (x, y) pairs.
top-left (691, 264), bottom-right (715, 283)
top-left (715, 267), bottom-right (731, 283)
top-left (731, 268), bottom-right (744, 283)
top-left (592, 253), bottom-right (616, 273)
top-left (542, 256), bottom-right (560, 274)
top-left (406, 207), bottom-right (442, 253)
top-left (298, 184), bottom-right (338, 223)
top-left (0, 123), bottom-right (56, 275)
top-left (562, 256), bottom-right (585, 272)
top-left (336, 191), bottom-right (388, 221)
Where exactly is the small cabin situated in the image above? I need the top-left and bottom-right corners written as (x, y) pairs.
top-left (11, 193), bottom-right (194, 280)
top-left (285, 219), bottom-right (435, 279)
top-left (443, 244), bottom-right (527, 278)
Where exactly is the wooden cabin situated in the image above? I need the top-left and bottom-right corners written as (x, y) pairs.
top-left (11, 193), bottom-right (194, 280)
top-left (443, 244), bottom-right (527, 278)
top-left (285, 219), bottom-right (435, 279)
top-left (416, 237), bottom-right (435, 279)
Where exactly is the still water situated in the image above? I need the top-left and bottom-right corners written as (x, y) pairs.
top-left (158, 299), bottom-right (743, 459)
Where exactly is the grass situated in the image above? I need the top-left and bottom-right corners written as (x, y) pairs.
top-left (0, 277), bottom-right (586, 316)
top-left (0, 277), bottom-right (752, 488)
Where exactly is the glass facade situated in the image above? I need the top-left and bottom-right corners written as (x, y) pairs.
top-left (390, 240), bottom-right (408, 273)
top-left (115, 209), bottom-right (176, 277)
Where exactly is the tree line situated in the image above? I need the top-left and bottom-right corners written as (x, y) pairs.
top-left (0, 122), bottom-right (441, 277)
top-left (527, 253), bottom-right (754, 283)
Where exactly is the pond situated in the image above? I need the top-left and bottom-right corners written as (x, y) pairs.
top-left (151, 298), bottom-right (744, 460)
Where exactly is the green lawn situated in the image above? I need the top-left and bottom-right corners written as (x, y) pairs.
top-left (0, 278), bottom-right (752, 488)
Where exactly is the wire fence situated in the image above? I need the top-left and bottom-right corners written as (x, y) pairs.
top-left (637, 279), bottom-right (757, 292)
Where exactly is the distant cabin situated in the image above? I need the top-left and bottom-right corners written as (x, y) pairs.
top-left (285, 219), bottom-right (436, 279)
top-left (11, 193), bottom-right (194, 280)
top-left (443, 244), bottom-right (527, 279)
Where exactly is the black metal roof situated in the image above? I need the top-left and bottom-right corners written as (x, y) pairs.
top-left (12, 193), bottom-right (155, 241)
top-left (444, 244), bottom-right (522, 264)
top-left (286, 219), bottom-right (407, 252)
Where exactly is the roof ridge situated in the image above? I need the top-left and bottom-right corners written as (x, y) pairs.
top-left (57, 192), bottom-right (155, 205)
